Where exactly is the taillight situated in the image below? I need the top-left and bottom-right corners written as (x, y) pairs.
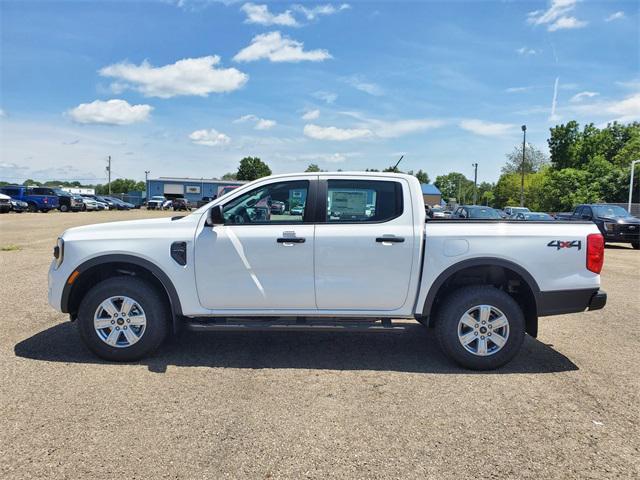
top-left (586, 233), bottom-right (604, 274)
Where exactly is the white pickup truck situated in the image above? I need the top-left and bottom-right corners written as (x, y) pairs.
top-left (48, 172), bottom-right (607, 369)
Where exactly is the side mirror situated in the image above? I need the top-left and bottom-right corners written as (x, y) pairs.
top-left (208, 205), bottom-right (224, 226)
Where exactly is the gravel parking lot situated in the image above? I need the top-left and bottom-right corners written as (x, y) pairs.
top-left (1, 210), bottom-right (639, 479)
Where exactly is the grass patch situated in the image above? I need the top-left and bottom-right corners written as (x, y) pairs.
top-left (1, 244), bottom-right (21, 251)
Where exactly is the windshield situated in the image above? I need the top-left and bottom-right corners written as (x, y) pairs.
top-left (468, 207), bottom-right (502, 219)
top-left (592, 205), bottom-right (631, 218)
top-left (510, 207), bottom-right (529, 213)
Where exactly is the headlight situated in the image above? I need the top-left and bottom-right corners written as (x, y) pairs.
top-left (53, 237), bottom-right (64, 268)
top-left (604, 222), bottom-right (616, 232)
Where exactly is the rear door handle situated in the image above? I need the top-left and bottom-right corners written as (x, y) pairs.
top-left (376, 236), bottom-right (405, 243)
top-left (277, 237), bottom-right (306, 243)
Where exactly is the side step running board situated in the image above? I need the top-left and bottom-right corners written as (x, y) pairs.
top-left (185, 317), bottom-right (408, 333)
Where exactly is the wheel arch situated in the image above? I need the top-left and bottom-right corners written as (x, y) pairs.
top-left (61, 254), bottom-right (183, 332)
top-left (420, 257), bottom-right (540, 337)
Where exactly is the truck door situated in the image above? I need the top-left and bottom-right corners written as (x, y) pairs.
top-left (194, 178), bottom-right (317, 310)
top-left (314, 177), bottom-right (415, 311)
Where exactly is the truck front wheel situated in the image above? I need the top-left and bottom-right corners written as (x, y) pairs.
top-left (77, 276), bottom-right (169, 361)
top-left (435, 286), bottom-right (525, 370)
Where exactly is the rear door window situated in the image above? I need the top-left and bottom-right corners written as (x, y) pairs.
top-left (325, 180), bottom-right (403, 223)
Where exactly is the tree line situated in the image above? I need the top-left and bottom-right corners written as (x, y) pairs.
top-left (3, 120), bottom-right (637, 209)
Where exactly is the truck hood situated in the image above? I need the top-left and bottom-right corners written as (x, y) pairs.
top-left (62, 215), bottom-right (200, 241)
top-left (596, 215), bottom-right (640, 224)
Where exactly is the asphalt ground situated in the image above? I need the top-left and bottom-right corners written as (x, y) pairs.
top-left (1, 209), bottom-right (639, 479)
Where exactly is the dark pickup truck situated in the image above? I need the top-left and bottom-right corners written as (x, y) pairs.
top-left (0, 185), bottom-right (59, 212)
top-left (557, 204), bottom-right (640, 249)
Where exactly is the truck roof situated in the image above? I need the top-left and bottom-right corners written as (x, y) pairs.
top-left (255, 171), bottom-right (419, 181)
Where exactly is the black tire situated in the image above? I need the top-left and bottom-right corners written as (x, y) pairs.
top-left (77, 276), bottom-right (169, 361)
top-left (60, 204), bottom-right (69, 212)
top-left (82, 204), bottom-right (87, 211)
top-left (435, 286), bottom-right (525, 370)
top-left (632, 241), bottom-right (640, 250)
top-left (27, 202), bottom-right (38, 213)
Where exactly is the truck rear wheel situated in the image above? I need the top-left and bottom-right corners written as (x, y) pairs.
top-left (632, 240), bottom-right (639, 250)
top-left (435, 286), bottom-right (525, 370)
top-left (77, 276), bottom-right (168, 361)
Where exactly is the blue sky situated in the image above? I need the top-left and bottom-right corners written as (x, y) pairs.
top-left (1, 0), bottom-right (638, 184)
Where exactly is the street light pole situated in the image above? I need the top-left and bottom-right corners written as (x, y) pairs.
top-left (520, 125), bottom-right (526, 207)
top-left (472, 163), bottom-right (478, 204)
top-left (144, 170), bottom-right (150, 201)
top-left (628, 159), bottom-right (640, 213)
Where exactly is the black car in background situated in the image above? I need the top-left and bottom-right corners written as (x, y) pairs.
top-left (557, 204), bottom-right (640, 249)
top-left (453, 205), bottom-right (503, 219)
top-left (172, 197), bottom-right (191, 211)
top-left (104, 196), bottom-right (134, 210)
top-left (514, 212), bottom-right (555, 221)
top-left (31, 187), bottom-right (82, 212)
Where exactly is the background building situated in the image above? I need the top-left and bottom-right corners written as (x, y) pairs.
top-left (147, 177), bottom-right (245, 203)
top-left (421, 184), bottom-right (443, 206)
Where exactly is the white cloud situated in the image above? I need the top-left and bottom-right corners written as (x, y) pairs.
top-left (459, 119), bottom-right (516, 137)
top-left (603, 94), bottom-right (640, 122)
top-left (313, 91), bottom-right (337, 104)
top-left (234, 114), bottom-right (277, 130)
top-left (506, 86), bottom-right (532, 93)
top-left (615, 79), bottom-right (640, 90)
top-left (189, 128), bottom-right (231, 146)
top-left (548, 16), bottom-right (587, 31)
top-left (67, 99), bottom-right (152, 125)
top-left (570, 91), bottom-right (599, 102)
top-left (0, 108), bottom-right (6, 117)
top-left (241, 3), bottom-right (298, 26)
top-left (100, 56), bottom-right (248, 98)
top-left (305, 116), bottom-right (444, 142)
top-left (255, 118), bottom-right (276, 130)
top-left (345, 76), bottom-right (384, 96)
top-left (605, 11), bottom-right (625, 22)
top-left (298, 152), bottom-right (357, 163)
top-left (563, 93), bottom-right (640, 123)
top-left (527, 0), bottom-right (587, 32)
top-left (517, 47), bottom-right (539, 56)
top-left (292, 3), bottom-right (350, 20)
top-left (304, 124), bottom-right (372, 141)
top-left (233, 31), bottom-right (332, 63)
top-left (302, 109), bottom-right (320, 120)
top-left (370, 119), bottom-right (444, 138)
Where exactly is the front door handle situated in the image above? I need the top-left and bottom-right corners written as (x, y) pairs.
top-left (277, 237), bottom-right (306, 244)
top-left (376, 236), bottom-right (405, 243)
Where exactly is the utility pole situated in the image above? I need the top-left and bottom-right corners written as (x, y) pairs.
top-left (107, 156), bottom-right (112, 195)
top-left (629, 160), bottom-right (640, 213)
top-left (520, 125), bottom-right (526, 207)
top-left (145, 170), bottom-right (150, 200)
top-left (472, 163), bottom-right (478, 205)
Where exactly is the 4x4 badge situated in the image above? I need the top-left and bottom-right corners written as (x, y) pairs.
top-left (547, 240), bottom-right (582, 250)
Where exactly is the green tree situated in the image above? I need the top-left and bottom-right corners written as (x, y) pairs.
top-left (305, 163), bottom-right (321, 172)
top-left (236, 156), bottom-right (272, 181)
top-left (221, 172), bottom-right (237, 180)
top-left (548, 120), bottom-right (581, 169)
top-left (96, 178), bottom-right (145, 194)
top-left (434, 172), bottom-right (474, 202)
top-left (22, 179), bottom-right (41, 186)
top-left (407, 169), bottom-right (430, 184)
top-left (502, 143), bottom-right (548, 175)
